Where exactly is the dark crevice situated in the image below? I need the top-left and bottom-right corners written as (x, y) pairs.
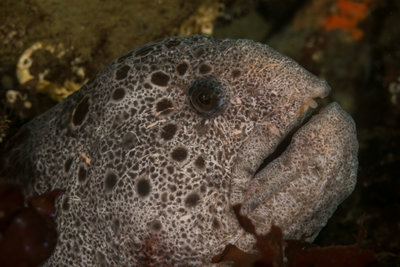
top-left (260, 0), bottom-right (310, 41)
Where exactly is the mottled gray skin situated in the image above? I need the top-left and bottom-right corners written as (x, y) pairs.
top-left (1, 35), bottom-right (358, 266)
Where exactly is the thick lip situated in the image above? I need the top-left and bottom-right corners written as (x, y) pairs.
top-left (231, 98), bottom-right (358, 239)
top-left (229, 80), bottom-right (332, 210)
top-left (250, 93), bottom-right (331, 179)
top-left (240, 99), bottom-right (327, 213)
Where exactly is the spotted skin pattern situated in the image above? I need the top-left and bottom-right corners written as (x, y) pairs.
top-left (1, 35), bottom-right (358, 266)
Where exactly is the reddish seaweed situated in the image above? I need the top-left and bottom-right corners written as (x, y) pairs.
top-left (0, 183), bottom-right (63, 267)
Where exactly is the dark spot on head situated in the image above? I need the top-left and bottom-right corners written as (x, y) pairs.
top-left (105, 171), bottom-right (117, 192)
top-left (185, 192), bottom-right (200, 208)
top-left (112, 88), bottom-right (126, 101)
top-left (122, 111), bottom-right (129, 120)
top-left (121, 132), bottom-right (137, 149)
top-left (72, 95), bottom-right (90, 126)
top-left (166, 166), bottom-right (174, 174)
top-left (171, 147), bottom-right (188, 161)
top-left (164, 39), bottom-right (180, 48)
top-left (156, 99), bottom-right (173, 115)
top-left (115, 65), bottom-right (130, 80)
top-left (137, 178), bottom-right (150, 197)
top-left (177, 62), bottom-right (188, 76)
top-left (199, 63), bottom-right (212, 74)
top-left (64, 157), bottom-right (73, 172)
top-left (161, 124), bottom-right (177, 140)
top-left (148, 220), bottom-right (162, 232)
top-left (232, 69), bottom-right (241, 79)
top-left (194, 156), bottom-right (205, 169)
top-left (168, 184), bottom-right (177, 192)
top-left (78, 166), bottom-right (87, 183)
top-left (212, 217), bottom-right (220, 229)
top-left (151, 71), bottom-right (170, 87)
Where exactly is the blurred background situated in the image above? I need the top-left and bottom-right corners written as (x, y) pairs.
top-left (0, 0), bottom-right (399, 265)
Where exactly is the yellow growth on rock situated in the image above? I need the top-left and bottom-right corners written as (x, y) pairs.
top-left (16, 42), bottom-right (88, 102)
top-left (178, 0), bottom-right (224, 36)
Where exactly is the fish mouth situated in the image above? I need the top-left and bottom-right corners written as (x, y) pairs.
top-left (240, 99), bottom-right (327, 210)
top-left (250, 93), bottom-right (329, 179)
top-left (230, 84), bottom-right (358, 240)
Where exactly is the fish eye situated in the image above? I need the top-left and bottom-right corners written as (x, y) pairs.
top-left (189, 78), bottom-right (223, 115)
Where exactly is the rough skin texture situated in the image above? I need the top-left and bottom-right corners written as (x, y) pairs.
top-left (0, 35), bottom-right (358, 266)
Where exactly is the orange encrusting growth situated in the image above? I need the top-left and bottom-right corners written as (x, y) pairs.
top-left (323, 0), bottom-right (372, 40)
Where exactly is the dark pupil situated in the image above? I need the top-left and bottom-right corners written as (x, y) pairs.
top-left (198, 92), bottom-right (212, 105)
top-left (188, 78), bottom-right (223, 115)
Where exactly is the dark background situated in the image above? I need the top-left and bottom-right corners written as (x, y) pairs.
top-left (1, 0), bottom-right (399, 265)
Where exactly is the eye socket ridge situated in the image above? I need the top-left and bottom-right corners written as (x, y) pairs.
top-left (188, 78), bottom-right (224, 115)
